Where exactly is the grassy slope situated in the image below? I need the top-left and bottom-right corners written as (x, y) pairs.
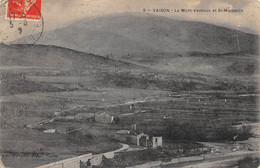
top-left (1, 44), bottom-right (240, 95)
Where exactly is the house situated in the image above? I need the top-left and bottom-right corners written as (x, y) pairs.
top-left (115, 130), bottom-right (149, 147)
top-left (95, 112), bottom-right (114, 124)
top-left (131, 124), bottom-right (137, 130)
top-left (152, 136), bottom-right (163, 148)
top-left (115, 124), bottom-right (163, 148)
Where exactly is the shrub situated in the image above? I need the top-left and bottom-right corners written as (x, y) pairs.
top-left (216, 124), bottom-right (253, 141)
top-left (166, 122), bottom-right (207, 141)
top-left (238, 156), bottom-right (259, 168)
top-left (166, 122), bottom-right (253, 141)
top-left (67, 131), bottom-right (93, 145)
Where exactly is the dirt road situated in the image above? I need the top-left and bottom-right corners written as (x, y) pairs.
top-left (36, 143), bottom-right (129, 168)
top-left (104, 143), bottom-right (129, 159)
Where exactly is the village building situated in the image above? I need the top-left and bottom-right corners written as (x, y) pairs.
top-left (95, 112), bottom-right (114, 124)
top-left (115, 124), bottom-right (163, 148)
top-left (152, 136), bottom-right (163, 148)
top-left (115, 130), bottom-right (149, 147)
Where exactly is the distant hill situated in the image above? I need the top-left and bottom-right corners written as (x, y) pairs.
top-left (15, 13), bottom-right (258, 75)
top-left (35, 13), bottom-right (258, 56)
top-left (0, 44), bottom-right (143, 70)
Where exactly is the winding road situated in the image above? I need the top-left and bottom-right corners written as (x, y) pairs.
top-left (103, 143), bottom-right (129, 159)
top-left (36, 143), bottom-right (129, 168)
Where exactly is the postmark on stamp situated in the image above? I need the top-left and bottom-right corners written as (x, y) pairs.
top-left (0, 0), bottom-right (44, 46)
top-left (6, 0), bottom-right (41, 20)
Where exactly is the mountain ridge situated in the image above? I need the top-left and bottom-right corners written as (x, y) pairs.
top-left (11, 13), bottom-right (258, 76)
top-left (14, 13), bottom-right (258, 57)
top-left (38, 13), bottom-right (258, 54)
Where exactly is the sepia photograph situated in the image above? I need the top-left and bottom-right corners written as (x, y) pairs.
top-left (0, 0), bottom-right (259, 167)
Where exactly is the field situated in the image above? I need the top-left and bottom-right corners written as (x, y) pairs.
top-left (1, 87), bottom-right (258, 167)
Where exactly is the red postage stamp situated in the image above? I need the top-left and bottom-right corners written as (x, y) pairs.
top-left (6, 0), bottom-right (42, 20)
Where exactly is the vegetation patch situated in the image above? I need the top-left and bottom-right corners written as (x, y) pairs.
top-left (237, 156), bottom-right (259, 168)
top-left (102, 142), bottom-right (206, 167)
top-left (165, 122), bottom-right (253, 141)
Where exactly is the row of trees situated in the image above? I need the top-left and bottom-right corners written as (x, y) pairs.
top-left (165, 121), bottom-right (252, 141)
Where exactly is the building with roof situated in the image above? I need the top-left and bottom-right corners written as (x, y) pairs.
top-left (95, 112), bottom-right (114, 124)
top-left (115, 130), bottom-right (149, 147)
top-left (152, 136), bottom-right (163, 148)
top-left (115, 124), bottom-right (162, 148)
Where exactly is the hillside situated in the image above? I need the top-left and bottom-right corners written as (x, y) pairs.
top-left (15, 13), bottom-right (259, 75)
top-left (0, 44), bottom-right (143, 70)
top-left (0, 44), bottom-right (144, 94)
top-left (1, 44), bottom-right (255, 96)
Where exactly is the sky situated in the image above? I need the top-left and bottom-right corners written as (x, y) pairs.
top-left (0, 0), bottom-right (259, 42)
top-left (42, 0), bottom-right (260, 33)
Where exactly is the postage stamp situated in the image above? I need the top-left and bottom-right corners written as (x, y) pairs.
top-left (6, 0), bottom-right (41, 20)
top-left (0, 0), bottom-right (44, 45)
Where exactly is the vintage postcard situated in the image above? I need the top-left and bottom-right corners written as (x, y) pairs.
top-left (0, 0), bottom-right (259, 168)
